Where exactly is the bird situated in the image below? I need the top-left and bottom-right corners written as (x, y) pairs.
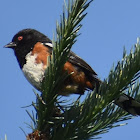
top-left (4, 28), bottom-right (140, 115)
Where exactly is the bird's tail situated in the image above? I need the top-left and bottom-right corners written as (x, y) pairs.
top-left (114, 94), bottom-right (140, 116)
top-left (91, 74), bottom-right (140, 116)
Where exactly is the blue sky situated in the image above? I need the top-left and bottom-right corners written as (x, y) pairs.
top-left (1, 0), bottom-right (140, 139)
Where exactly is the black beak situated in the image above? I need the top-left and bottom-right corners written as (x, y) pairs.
top-left (4, 42), bottom-right (17, 48)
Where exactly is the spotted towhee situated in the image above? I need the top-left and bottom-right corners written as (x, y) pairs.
top-left (4, 29), bottom-right (140, 115)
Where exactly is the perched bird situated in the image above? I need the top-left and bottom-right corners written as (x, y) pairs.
top-left (5, 29), bottom-right (140, 115)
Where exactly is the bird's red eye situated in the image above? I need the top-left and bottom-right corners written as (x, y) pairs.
top-left (18, 36), bottom-right (23, 41)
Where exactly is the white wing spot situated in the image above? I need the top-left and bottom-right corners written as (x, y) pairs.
top-left (43, 43), bottom-right (53, 48)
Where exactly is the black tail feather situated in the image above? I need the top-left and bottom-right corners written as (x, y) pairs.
top-left (114, 94), bottom-right (140, 116)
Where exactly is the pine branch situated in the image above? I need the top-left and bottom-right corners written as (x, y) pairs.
top-left (26, 0), bottom-right (140, 139)
top-left (50, 40), bottom-right (140, 140)
top-left (27, 0), bottom-right (94, 139)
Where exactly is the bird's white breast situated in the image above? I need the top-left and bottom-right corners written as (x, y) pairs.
top-left (22, 52), bottom-right (45, 90)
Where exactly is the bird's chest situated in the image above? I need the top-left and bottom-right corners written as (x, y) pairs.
top-left (22, 52), bottom-right (45, 90)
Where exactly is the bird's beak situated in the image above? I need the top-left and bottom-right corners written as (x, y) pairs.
top-left (4, 42), bottom-right (17, 48)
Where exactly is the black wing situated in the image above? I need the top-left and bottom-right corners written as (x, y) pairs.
top-left (68, 51), bottom-right (97, 75)
top-left (68, 51), bottom-right (101, 88)
top-left (43, 42), bottom-right (99, 80)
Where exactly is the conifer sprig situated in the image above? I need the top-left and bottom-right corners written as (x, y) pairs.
top-left (27, 0), bottom-right (140, 139)
top-left (51, 41), bottom-right (140, 140)
top-left (31, 0), bottom-right (94, 136)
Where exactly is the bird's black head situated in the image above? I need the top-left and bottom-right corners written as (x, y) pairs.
top-left (5, 28), bottom-right (52, 68)
top-left (5, 28), bottom-right (51, 51)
